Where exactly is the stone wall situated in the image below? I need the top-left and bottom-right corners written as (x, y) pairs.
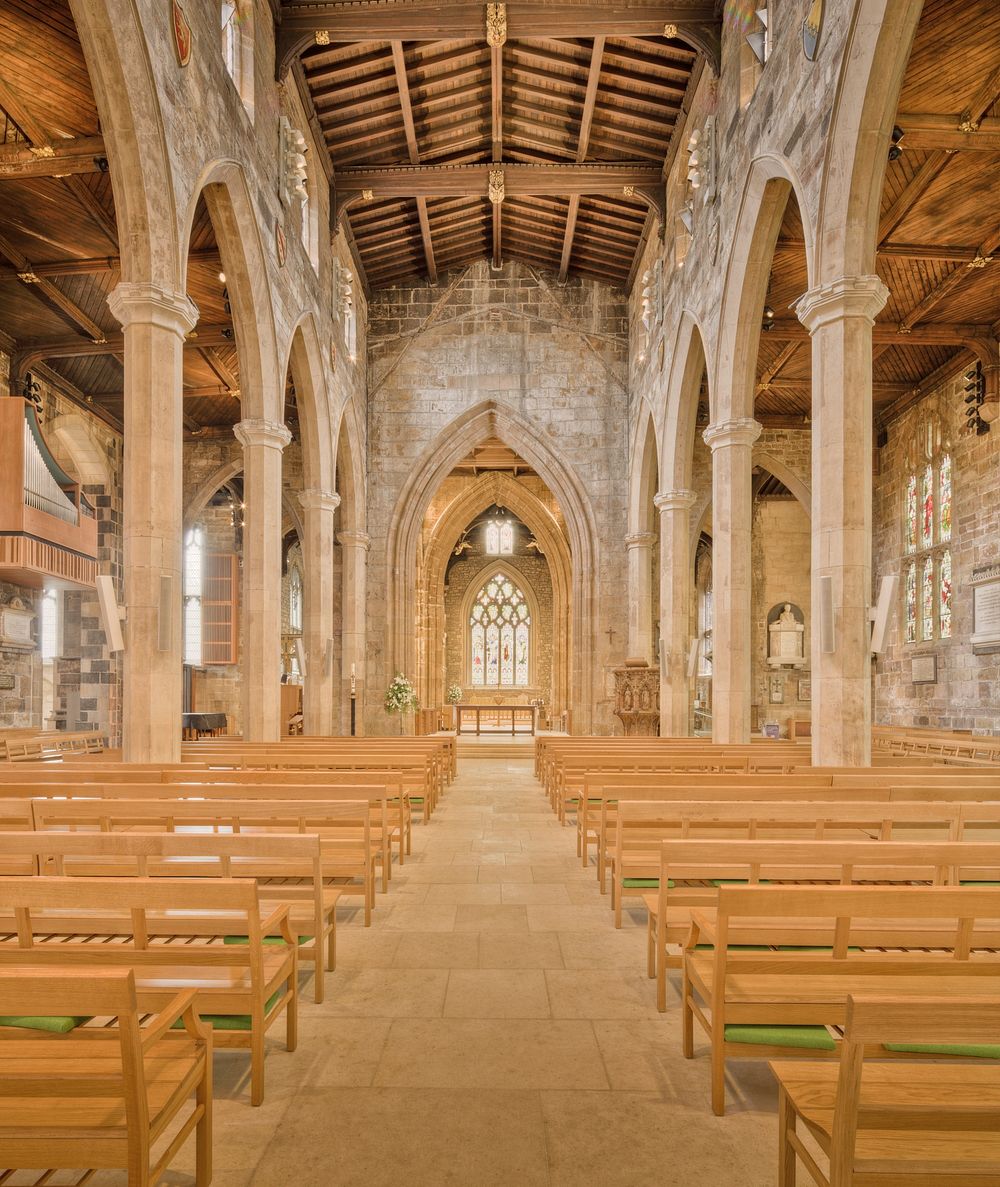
top-left (751, 498), bottom-right (812, 736)
top-left (0, 582), bottom-right (39, 728)
top-left (873, 372), bottom-right (1000, 733)
top-left (365, 259), bottom-right (629, 734)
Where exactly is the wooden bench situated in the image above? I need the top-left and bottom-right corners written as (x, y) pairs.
top-left (646, 836), bottom-right (1000, 1010)
top-left (0, 875), bottom-right (297, 1106)
top-left (607, 798), bottom-right (986, 918)
top-left (0, 965), bottom-right (212, 1186)
top-left (773, 993), bottom-right (1000, 1186)
top-left (0, 829), bottom-right (339, 1004)
top-left (30, 796), bottom-right (379, 927)
top-left (681, 884), bottom-right (1000, 1114)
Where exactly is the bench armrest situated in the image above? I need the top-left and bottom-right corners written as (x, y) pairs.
top-left (141, 987), bottom-right (211, 1049)
top-left (260, 903), bottom-right (296, 945)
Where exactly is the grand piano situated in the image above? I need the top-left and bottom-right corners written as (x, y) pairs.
top-left (0, 397), bottom-right (98, 589)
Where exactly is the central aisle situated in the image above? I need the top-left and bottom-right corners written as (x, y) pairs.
top-left (219, 757), bottom-right (776, 1185)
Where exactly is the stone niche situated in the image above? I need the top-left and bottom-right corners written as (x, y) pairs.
top-left (767, 601), bottom-right (807, 669)
top-left (613, 662), bottom-right (660, 736)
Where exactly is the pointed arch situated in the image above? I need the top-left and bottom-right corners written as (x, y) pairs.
top-left (180, 161), bottom-right (281, 423)
top-left (284, 312), bottom-right (334, 493)
top-left (715, 155), bottom-right (815, 424)
top-left (334, 398), bottom-right (366, 535)
top-left (387, 400), bottom-right (598, 730)
top-left (753, 451), bottom-right (812, 517)
top-left (183, 459), bottom-right (303, 541)
top-left (661, 312), bottom-right (710, 492)
top-left (628, 403), bottom-right (660, 536)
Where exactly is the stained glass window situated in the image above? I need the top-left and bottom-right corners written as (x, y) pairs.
top-left (920, 464), bottom-right (934, 550)
top-left (485, 522), bottom-right (500, 554)
top-left (469, 571), bottom-right (531, 687)
top-left (288, 566), bottom-right (303, 634)
top-left (939, 454), bottom-right (952, 543)
top-left (905, 562), bottom-right (917, 644)
top-left (905, 475), bottom-right (917, 554)
top-left (921, 555), bottom-right (934, 642)
top-left (485, 520), bottom-right (513, 555)
top-left (499, 521), bottom-right (514, 553)
top-left (939, 549), bottom-right (952, 639)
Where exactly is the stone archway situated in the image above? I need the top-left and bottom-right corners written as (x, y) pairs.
top-left (386, 400), bottom-right (598, 731)
top-left (419, 471), bottom-right (573, 720)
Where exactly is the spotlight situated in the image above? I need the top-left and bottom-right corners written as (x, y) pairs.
top-left (761, 304), bottom-right (775, 332)
top-left (94, 157), bottom-right (109, 173)
top-left (888, 126), bottom-right (904, 162)
top-left (218, 271), bottom-right (226, 284)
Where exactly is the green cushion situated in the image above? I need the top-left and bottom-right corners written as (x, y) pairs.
top-left (694, 944), bottom-right (769, 951)
top-left (960, 881), bottom-right (1000, 886)
top-left (0, 1015), bottom-right (90, 1034)
top-left (885, 1042), bottom-right (1000, 1059)
top-left (224, 935), bottom-right (312, 946)
top-left (709, 878), bottom-right (750, 888)
top-left (172, 989), bottom-right (283, 1033)
top-left (410, 797), bottom-right (424, 804)
top-left (623, 877), bottom-right (674, 889)
top-left (725, 1024), bottom-right (836, 1051)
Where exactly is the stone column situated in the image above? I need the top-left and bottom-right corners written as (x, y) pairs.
top-left (234, 418), bottom-right (292, 741)
top-left (625, 531), bottom-right (658, 664)
top-left (703, 418), bottom-right (762, 743)
top-left (107, 282), bottom-right (197, 763)
top-left (298, 488), bottom-right (340, 736)
top-left (338, 530), bottom-right (370, 735)
top-left (655, 489), bottom-right (697, 736)
top-left (795, 275), bottom-right (888, 767)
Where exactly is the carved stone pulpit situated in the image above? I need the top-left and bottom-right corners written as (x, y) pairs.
top-left (613, 661), bottom-right (660, 736)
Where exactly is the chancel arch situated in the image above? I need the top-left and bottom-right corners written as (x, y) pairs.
top-left (626, 406), bottom-right (661, 667)
top-left (386, 400), bottom-right (597, 731)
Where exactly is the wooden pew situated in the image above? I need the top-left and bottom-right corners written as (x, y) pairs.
top-left (0, 830), bottom-right (339, 1004)
top-left (30, 796), bottom-right (379, 926)
top-left (0, 966), bottom-right (212, 1186)
top-left (772, 994), bottom-right (1000, 1186)
top-left (646, 836), bottom-right (1000, 1010)
top-left (608, 799), bottom-right (978, 924)
top-left (0, 875), bottom-right (297, 1106)
top-left (680, 884), bottom-right (1000, 1114)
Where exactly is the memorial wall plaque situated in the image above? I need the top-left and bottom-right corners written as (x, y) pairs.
top-left (972, 564), bottom-right (1000, 650)
top-left (911, 654), bottom-right (938, 685)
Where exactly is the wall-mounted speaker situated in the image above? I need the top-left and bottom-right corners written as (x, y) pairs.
top-left (96, 574), bottom-right (125, 653)
top-left (295, 636), bottom-right (306, 678)
top-left (157, 575), bottom-right (171, 652)
top-left (686, 638), bottom-right (700, 678)
top-left (819, 574), bottom-right (835, 654)
top-left (870, 574), bottom-right (898, 655)
top-left (658, 638), bottom-right (666, 669)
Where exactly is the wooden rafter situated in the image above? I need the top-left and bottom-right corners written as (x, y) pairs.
top-left (0, 78), bottom-right (117, 250)
top-left (15, 325), bottom-right (236, 369)
top-left (390, 41), bottom-right (437, 283)
top-left (896, 228), bottom-right (1000, 331)
top-left (756, 342), bottom-right (800, 390)
top-left (896, 113), bottom-right (1000, 152)
top-left (278, 3), bottom-right (720, 75)
top-left (0, 135), bottom-right (106, 180)
top-left (198, 347), bottom-right (239, 393)
top-left (0, 232), bottom-right (108, 342)
top-left (558, 36), bottom-right (605, 282)
top-left (0, 248), bottom-right (221, 281)
top-left (769, 320), bottom-right (993, 345)
top-left (878, 152), bottom-right (952, 245)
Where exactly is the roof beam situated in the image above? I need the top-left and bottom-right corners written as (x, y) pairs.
top-left (896, 113), bottom-right (1000, 152)
top-left (0, 247), bottom-right (220, 281)
top-left (197, 347), bottom-right (240, 393)
top-left (558, 35), bottom-right (605, 282)
top-left (877, 152), bottom-right (952, 245)
top-left (278, 3), bottom-right (720, 75)
top-left (770, 320), bottom-right (995, 345)
top-left (756, 342), bottom-right (800, 390)
top-left (896, 229), bottom-right (1000, 332)
top-left (0, 135), bottom-right (107, 180)
top-left (15, 325), bottom-right (236, 368)
top-left (0, 233), bottom-right (109, 343)
top-left (390, 40), bottom-right (438, 284)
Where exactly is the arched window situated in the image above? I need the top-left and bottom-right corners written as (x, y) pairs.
top-left (485, 517), bottom-right (514, 555)
top-left (902, 415), bottom-right (953, 645)
top-left (289, 565), bottom-right (303, 634)
top-left (221, 1), bottom-right (253, 115)
top-left (469, 572), bottom-right (531, 688)
top-left (183, 527), bottom-right (204, 666)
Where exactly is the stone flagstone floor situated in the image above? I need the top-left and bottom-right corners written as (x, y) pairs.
top-left (115, 756), bottom-right (778, 1186)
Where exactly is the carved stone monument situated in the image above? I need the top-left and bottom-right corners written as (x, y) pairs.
top-left (767, 602), bottom-right (806, 669)
top-left (613, 661), bottom-right (660, 736)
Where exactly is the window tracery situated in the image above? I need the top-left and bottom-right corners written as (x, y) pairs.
top-left (469, 572), bottom-right (530, 688)
top-left (902, 414), bottom-right (953, 645)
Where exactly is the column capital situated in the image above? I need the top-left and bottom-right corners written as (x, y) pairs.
top-left (298, 487), bottom-right (340, 513)
top-left (624, 531), bottom-right (657, 550)
top-left (234, 418), bottom-right (293, 451)
top-left (107, 281), bottom-right (198, 336)
top-left (654, 489), bottom-right (697, 513)
top-left (794, 274), bottom-right (889, 333)
top-left (702, 418), bottom-right (762, 452)
top-left (337, 530), bottom-right (371, 551)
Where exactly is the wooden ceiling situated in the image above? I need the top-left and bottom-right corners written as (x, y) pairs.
top-left (293, 3), bottom-right (712, 288)
top-left (450, 436), bottom-right (536, 476)
top-left (756, 0), bottom-right (1000, 426)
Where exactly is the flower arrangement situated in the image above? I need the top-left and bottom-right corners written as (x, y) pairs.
top-left (445, 683), bottom-right (463, 705)
top-left (384, 673), bottom-right (419, 717)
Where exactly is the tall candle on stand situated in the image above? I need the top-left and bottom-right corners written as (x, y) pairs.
top-left (350, 663), bottom-right (356, 696)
